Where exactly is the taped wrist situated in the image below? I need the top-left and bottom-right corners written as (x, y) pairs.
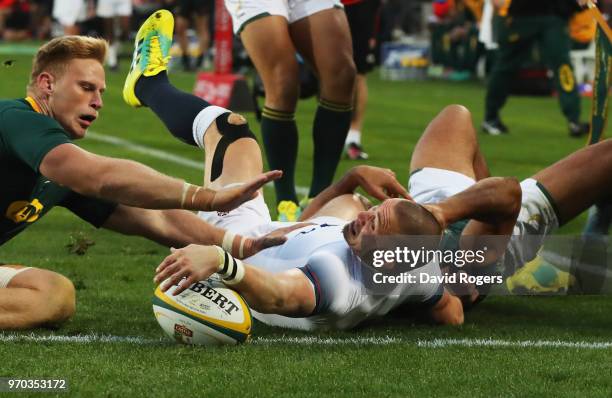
top-left (214, 246), bottom-right (245, 285)
top-left (221, 231), bottom-right (246, 258)
top-left (211, 112), bottom-right (257, 182)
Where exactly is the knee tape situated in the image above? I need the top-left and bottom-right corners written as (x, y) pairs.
top-left (211, 112), bottom-right (257, 181)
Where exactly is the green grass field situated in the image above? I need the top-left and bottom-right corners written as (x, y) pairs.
top-left (1, 47), bottom-right (611, 397)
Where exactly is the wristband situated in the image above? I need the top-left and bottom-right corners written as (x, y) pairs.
top-left (221, 231), bottom-right (246, 258)
top-left (180, 181), bottom-right (190, 209)
top-left (214, 246), bottom-right (245, 285)
top-left (190, 186), bottom-right (202, 207)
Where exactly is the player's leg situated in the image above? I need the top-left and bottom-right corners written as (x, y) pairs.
top-left (532, 139), bottom-right (612, 226)
top-left (176, 16), bottom-right (191, 71)
top-left (239, 15), bottom-right (301, 205)
top-left (482, 18), bottom-right (533, 134)
top-left (193, 14), bottom-right (210, 67)
top-left (343, 0), bottom-right (379, 160)
top-left (0, 266), bottom-right (75, 330)
top-left (289, 5), bottom-right (357, 197)
top-left (410, 104), bottom-right (489, 180)
top-left (123, 10), bottom-right (263, 189)
top-left (539, 15), bottom-right (586, 137)
top-left (503, 140), bottom-right (612, 281)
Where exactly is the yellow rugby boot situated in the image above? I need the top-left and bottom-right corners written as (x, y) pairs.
top-left (123, 9), bottom-right (174, 107)
top-left (277, 200), bottom-right (301, 222)
top-left (506, 255), bottom-right (575, 294)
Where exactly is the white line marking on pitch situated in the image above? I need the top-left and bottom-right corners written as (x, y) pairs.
top-left (417, 338), bottom-right (612, 349)
top-left (2, 333), bottom-right (612, 349)
top-left (87, 131), bottom-right (310, 196)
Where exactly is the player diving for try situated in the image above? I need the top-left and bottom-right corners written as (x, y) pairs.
top-left (132, 11), bottom-right (611, 329)
top-left (124, 10), bottom-right (466, 329)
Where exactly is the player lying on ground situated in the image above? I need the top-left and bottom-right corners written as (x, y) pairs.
top-left (123, 12), bottom-right (492, 329)
top-left (0, 29), bottom-right (286, 329)
top-left (153, 100), bottom-right (610, 326)
top-left (134, 10), bottom-right (609, 329)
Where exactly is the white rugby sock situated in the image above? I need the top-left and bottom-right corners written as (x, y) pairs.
top-left (192, 106), bottom-right (231, 148)
top-left (345, 128), bottom-right (361, 146)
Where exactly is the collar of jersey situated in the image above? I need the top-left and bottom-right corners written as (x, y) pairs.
top-left (25, 96), bottom-right (42, 113)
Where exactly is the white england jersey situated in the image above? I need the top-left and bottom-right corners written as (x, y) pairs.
top-left (245, 217), bottom-right (443, 330)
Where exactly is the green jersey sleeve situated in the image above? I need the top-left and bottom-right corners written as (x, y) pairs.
top-left (0, 106), bottom-right (72, 172)
top-left (60, 192), bottom-right (119, 228)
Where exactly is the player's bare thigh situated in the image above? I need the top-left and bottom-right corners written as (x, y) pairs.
top-left (289, 8), bottom-right (355, 104)
top-left (1, 265), bottom-right (36, 288)
top-left (532, 139), bottom-right (612, 224)
top-left (202, 114), bottom-right (264, 190)
top-left (240, 16), bottom-right (299, 110)
top-left (303, 194), bottom-right (369, 221)
top-left (410, 105), bottom-right (484, 179)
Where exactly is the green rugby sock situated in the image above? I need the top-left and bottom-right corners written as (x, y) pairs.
top-left (309, 99), bottom-right (352, 197)
top-left (261, 106), bottom-right (298, 203)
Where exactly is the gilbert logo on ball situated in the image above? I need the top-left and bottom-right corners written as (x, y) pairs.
top-left (153, 280), bottom-right (252, 346)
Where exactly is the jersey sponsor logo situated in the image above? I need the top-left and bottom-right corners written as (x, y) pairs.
top-left (5, 199), bottom-right (44, 224)
top-left (559, 64), bottom-right (575, 92)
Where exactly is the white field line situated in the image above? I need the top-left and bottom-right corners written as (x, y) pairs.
top-left (2, 333), bottom-right (612, 349)
top-left (416, 338), bottom-right (612, 349)
top-left (87, 131), bottom-right (310, 196)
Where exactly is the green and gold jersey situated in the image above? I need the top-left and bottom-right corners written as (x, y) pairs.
top-left (0, 98), bottom-right (117, 245)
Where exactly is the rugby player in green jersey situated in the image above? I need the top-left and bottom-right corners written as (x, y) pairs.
top-left (0, 33), bottom-right (284, 330)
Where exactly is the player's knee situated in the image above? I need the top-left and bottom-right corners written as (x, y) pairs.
top-left (504, 177), bottom-right (523, 216)
top-left (442, 104), bottom-right (472, 120)
top-left (29, 272), bottom-right (76, 328)
top-left (227, 113), bottom-right (247, 126)
top-left (320, 58), bottom-right (356, 96)
top-left (265, 64), bottom-right (300, 106)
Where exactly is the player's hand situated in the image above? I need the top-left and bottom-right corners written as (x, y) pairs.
top-left (240, 223), bottom-right (315, 258)
top-left (577, 0), bottom-right (596, 6)
top-left (208, 170), bottom-right (282, 212)
top-left (351, 166), bottom-right (412, 201)
top-left (155, 245), bottom-right (219, 295)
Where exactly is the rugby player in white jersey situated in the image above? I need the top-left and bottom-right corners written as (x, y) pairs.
top-left (129, 11), bottom-right (611, 329)
top-left (124, 12), bottom-right (465, 329)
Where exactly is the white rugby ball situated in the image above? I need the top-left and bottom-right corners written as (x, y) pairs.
top-left (152, 280), bottom-right (252, 346)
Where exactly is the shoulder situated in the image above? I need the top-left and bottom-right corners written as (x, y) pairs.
top-left (0, 99), bottom-right (68, 144)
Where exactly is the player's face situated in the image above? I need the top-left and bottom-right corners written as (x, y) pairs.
top-left (48, 58), bottom-right (105, 139)
top-left (342, 198), bottom-right (404, 252)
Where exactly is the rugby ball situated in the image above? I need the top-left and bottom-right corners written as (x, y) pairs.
top-left (152, 280), bottom-right (252, 346)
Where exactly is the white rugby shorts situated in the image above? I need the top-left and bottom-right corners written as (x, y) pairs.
top-left (224, 0), bottom-right (344, 34)
top-left (0, 266), bottom-right (33, 288)
top-left (52, 0), bottom-right (87, 26)
top-left (408, 168), bottom-right (560, 273)
top-left (96, 0), bottom-right (132, 18)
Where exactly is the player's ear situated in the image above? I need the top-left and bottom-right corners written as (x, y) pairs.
top-left (37, 72), bottom-right (55, 95)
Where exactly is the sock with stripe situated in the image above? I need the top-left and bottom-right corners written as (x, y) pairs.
top-left (309, 99), bottom-right (352, 197)
top-left (261, 106), bottom-right (299, 203)
top-left (135, 72), bottom-right (210, 146)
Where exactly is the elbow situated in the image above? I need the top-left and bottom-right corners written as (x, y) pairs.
top-left (502, 177), bottom-right (522, 218)
top-left (444, 310), bottom-right (464, 326)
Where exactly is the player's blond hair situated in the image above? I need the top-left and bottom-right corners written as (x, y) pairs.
top-left (28, 36), bottom-right (108, 90)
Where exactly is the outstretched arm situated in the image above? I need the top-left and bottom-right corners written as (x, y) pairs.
top-left (154, 245), bottom-right (316, 317)
top-left (40, 143), bottom-right (281, 212)
top-left (102, 205), bottom-right (288, 258)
